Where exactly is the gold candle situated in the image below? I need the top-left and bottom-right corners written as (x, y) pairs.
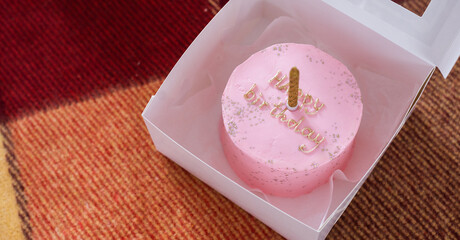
top-left (287, 67), bottom-right (299, 111)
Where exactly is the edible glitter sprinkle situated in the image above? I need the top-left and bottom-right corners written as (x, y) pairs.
top-left (227, 121), bottom-right (238, 137)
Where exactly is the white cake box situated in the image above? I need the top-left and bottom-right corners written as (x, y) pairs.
top-left (142, 0), bottom-right (460, 239)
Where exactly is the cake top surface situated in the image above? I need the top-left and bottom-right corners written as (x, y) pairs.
top-left (222, 43), bottom-right (363, 171)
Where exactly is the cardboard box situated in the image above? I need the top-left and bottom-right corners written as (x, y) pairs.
top-left (142, 0), bottom-right (459, 239)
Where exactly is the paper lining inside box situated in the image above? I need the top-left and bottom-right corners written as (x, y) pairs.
top-left (144, 0), bottom-right (434, 231)
top-left (324, 0), bottom-right (460, 78)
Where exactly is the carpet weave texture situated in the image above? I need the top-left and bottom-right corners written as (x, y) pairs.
top-left (0, 0), bottom-right (458, 239)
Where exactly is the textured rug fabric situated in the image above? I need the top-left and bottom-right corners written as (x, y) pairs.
top-left (0, 0), bottom-right (458, 239)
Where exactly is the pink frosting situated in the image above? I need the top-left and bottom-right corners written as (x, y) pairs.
top-left (220, 43), bottom-right (363, 197)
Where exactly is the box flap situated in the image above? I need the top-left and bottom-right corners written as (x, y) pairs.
top-left (323, 0), bottom-right (460, 78)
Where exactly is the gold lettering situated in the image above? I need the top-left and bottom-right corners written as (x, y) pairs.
top-left (270, 103), bottom-right (284, 116)
top-left (244, 84), bottom-right (257, 101)
top-left (268, 71), bottom-right (279, 84)
top-left (293, 117), bottom-right (304, 132)
top-left (270, 103), bottom-right (289, 122)
top-left (251, 92), bottom-right (262, 105)
top-left (270, 105), bottom-right (324, 153)
top-left (269, 70), bottom-right (287, 85)
top-left (269, 75), bottom-right (325, 116)
top-left (244, 85), bottom-right (271, 109)
top-left (275, 108), bottom-right (288, 122)
top-left (277, 82), bottom-right (289, 92)
top-left (287, 117), bottom-right (304, 130)
top-left (299, 135), bottom-right (324, 154)
top-left (305, 98), bottom-right (324, 115)
top-left (314, 99), bottom-right (324, 111)
top-left (244, 78), bottom-right (326, 154)
top-left (279, 114), bottom-right (288, 122)
top-left (301, 127), bottom-right (313, 137)
top-left (301, 94), bottom-right (313, 108)
top-left (308, 132), bottom-right (322, 142)
top-left (287, 119), bottom-right (297, 128)
top-left (269, 71), bottom-right (290, 92)
top-left (258, 101), bottom-right (269, 109)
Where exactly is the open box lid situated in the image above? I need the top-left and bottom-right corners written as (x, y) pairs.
top-left (323, 0), bottom-right (460, 78)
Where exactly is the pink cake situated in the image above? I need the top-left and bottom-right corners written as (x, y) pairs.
top-left (220, 43), bottom-right (363, 197)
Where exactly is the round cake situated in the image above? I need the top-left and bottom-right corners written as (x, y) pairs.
top-left (220, 43), bottom-right (363, 197)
